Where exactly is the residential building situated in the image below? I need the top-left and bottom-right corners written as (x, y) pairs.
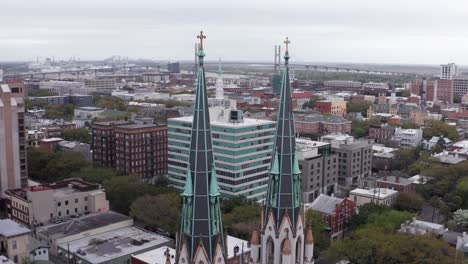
top-left (0, 83), bottom-right (27, 194)
top-left (436, 79), bottom-right (454, 103)
top-left (362, 82), bottom-right (389, 95)
top-left (368, 124), bottom-right (395, 144)
top-left (349, 187), bottom-right (398, 207)
top-left (5, 178), bottom-right (109, 226)
top-left (371, 144), bottom-right (397, 171)
top-left (296, 138), bottom-right (338, 202)
top-left (320, 134), bottom-right (373, 186)
top-left (74, 106), bottom-right (105, 119)
top-left (295, 114), bottom-right (352, 136)
top-left (168, 108), bottom-right (275, 200)
top-left (306, 194), bottom-right (357, 239)
top-left (391, 128), bottom-right (423, 148)
top-left (440, 63), bottom-right (457, 80)
top-left (92, 121), bottom-right (168, 179)
top-left (0, 219), bottom-right (32, 263)
top-left (376, 175), bottom-right (415, 192)
top-left (26, 130), bottom-right (46, 147)
top-left (315, 99), bottom-right (347, 115)
top-left (399, 218), bottom-right (445, 236)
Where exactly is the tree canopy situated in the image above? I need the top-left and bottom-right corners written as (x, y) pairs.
top-left (423, 120), bottom-right (458, 140)
top-left (62, 128), bottom-right (91, 143)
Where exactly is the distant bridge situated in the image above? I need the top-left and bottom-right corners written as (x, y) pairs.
top-left (3, 61), bottom-right (418, 80)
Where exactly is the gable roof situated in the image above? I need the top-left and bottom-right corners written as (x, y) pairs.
top-left (306, 194), bottom-right (343, 215)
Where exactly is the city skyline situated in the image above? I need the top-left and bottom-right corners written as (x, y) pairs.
top-left (2, 0), bottom-right (468, 65)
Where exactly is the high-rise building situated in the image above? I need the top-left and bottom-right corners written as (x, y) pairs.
top-left (440, 63), bottom-right (457, 80)
top-left (454, 77), bottom-right (468, 98)
top-left (0, 83), bottom-right (27, 194)
top-left (297, 138), bottom-right (338, 203)
top-left (176, 32), bottom-right (227, 264)
top-left (91, 121), bottom-right (168, 179)
top-left (320, 134), bottom-right (373, 187)
top-left (168, 109), bottom-right (276, 200)
top-left (250, 38), bottom-right (314, 264)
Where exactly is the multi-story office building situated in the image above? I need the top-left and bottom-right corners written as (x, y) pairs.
top-left (167, 108), bottom-right (276, 200)
top-left (454, 77), bottom-right (468, 98)
top-left (0, 83), bottom-right (27, 194)
top-left (440, 63), bottom-right (457, 80)
top-left (92, 121), bottom-right (168, 179)
top-left (4, 178), bottom-right (109, 226)
top-left (84, 78), bottom-right (116, 92)
top-left (296, 138), bottom-right (338, 203)
top-left (323, 80), bottom-right (362, 91)
top-left (38, 80), bottom-right (85, 95)
top-left (392, 128), bottom-right (423, 149)
top-left (321, 134), bottom-right (373, 187)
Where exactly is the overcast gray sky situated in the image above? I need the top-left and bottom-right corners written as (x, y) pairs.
top-left (1, 0), bottom-right (468, 64)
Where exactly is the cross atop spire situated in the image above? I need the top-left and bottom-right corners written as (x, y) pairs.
top-left (284, 37), bottom-right (290, 52)
top-left (284, 37), bottom-right (290, 65)
top-left (197, 31), bottom-right (206, 50)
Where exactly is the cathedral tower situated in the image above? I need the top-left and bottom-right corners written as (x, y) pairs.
top-left (250, 38), bottom-right (314, 264)
top-left (177, 31), bottom-right (226, 264)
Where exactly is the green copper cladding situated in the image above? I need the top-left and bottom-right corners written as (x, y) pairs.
top-left (178, 31), bottom-right (225, 263)
top-left (264, 39), bottom-right (303, 230)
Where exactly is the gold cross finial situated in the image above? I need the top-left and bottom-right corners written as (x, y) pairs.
top-left (284, 37), bottom-right (290, 51)
top-left (197, 31), bottom-right (206, 49)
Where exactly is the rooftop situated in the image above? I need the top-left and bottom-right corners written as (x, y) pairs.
top-left (377, 176), bottom-right (412, 186)
top-left (0, 219), bottom-right (31, 237)
top-left (57, 226), bottom-right (170, 264)
top-left (301, 114), bottom-right (351, 124)
top-left (76, 106), bottom-right (104, 111)
top-left (306, 194), bottom-right (343, 215)
top-left (37, 211), bottom-right (132, 240)
top-left (169, 116), bottom-right (275, 128)
top-left (350, 188), bottom-right (398, 199)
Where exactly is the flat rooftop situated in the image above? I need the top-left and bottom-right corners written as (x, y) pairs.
top-left (350, 188), bottom-right (398, 199)
top-left (58, 226), bottom-right (170, 264)
top-left (169, 116), bottom-right (275, 128)
top-left (37, 211), bottom-right (132, 240)
top-left (0, 219), bottom-right (31, 237)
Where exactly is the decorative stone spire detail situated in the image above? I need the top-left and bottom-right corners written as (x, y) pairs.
top-left (177, 31), bottom-right (226, 264)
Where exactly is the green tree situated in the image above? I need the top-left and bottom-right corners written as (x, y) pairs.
top-left (223, 204), bottom-right (261, 240)
top-left (456, 177), bottom-right (468, 208)
top-left (351, 119), bottom-right (381, 138)
top-left (364, 210), bottom-right (413, 233)
top-left (327, 227), bottom-right (456, 264)
top-left (103, 176), bottom-right (157, 214)
top-left (394, 192), bottom-right (424, 212)
top-left (28, 89), bottom-right (58, 96)
top-left (130, 193), bottom-right (181, 234)
top-left (94, 95), bottom-right (127, 111)
top-left (305, 210), bottom-right (331, 255)
top-left (27, 147), bottom-right (55, 181)
top-left (69, 167), bottom-right (120, 184)
top-left (62, 128), bottom-right (91, 143)
top-left (45, 151), bottom-right (89, 181)
top-left (423, 120), bottom-right (458, 140)
top-left (346, 101), bottom-right (371, 116)
top-left (399, 89), bottom-right (411, 97)
top-left (349, 203), bottom-right (391, 230)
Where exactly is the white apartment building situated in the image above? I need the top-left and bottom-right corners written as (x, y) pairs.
top-left (440, 63), bottom-right (457, 80)
top-left (5, 179), bottom-right (109, 226)
top-left (168, 107), bottom-right (276, 200)
top-left (349, 187), bottom-right (398, 207)
top-left (392, 128), bottom-right (423, 149)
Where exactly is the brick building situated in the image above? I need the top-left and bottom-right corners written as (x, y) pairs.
top-left (306, 194), bottom-right (357, 239)
top-left (92, 121), bottom-right (168, 179)
top-left (295, 114), bottom-right (352, 136)
top-left (368, 124), bottom-right (395, 144)
top-left (315, 99), bottom-right (347, 116)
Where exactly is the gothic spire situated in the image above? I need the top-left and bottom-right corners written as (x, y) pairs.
top-left (178, 31), bottom-right (225, 264)
top-left (264, 37), bottom-right (302, 230)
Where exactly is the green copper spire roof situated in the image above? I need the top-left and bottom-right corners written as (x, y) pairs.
top-left (178, 31), bottom-right (225, 263)
top-left (264, 37), bottom-right (302, 230)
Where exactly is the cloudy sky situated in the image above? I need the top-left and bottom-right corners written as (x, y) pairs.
top-left (1, 0), bottom-right (468, 64)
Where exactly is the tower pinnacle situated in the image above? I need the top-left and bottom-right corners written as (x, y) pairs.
top-left (284, 37), bottom-right (290, 64)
